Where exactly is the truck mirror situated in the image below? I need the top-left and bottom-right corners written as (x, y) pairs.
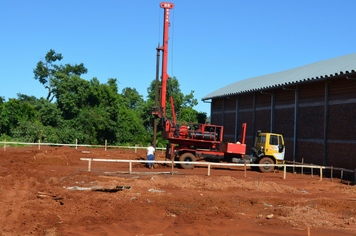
top-left (278, 144), bottom-right (283, 153)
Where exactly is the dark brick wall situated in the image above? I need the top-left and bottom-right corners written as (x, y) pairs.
top-left (274, 88), bottom-right (296, 161)
top-left (297, 106), bottom-right (324, 139)
top-left (329, 78), bottom-right (356, 100)
top-left (212, 98), bottom-right (223, 110)
top-left (297, 141), bottom-right (324, 165)
top-left (256, 92), bottom-right (271, 108)
top-left (224, 112), bottom-right (235, 136)
top-left (211, 114), bottom-right (223, 126)
top-left (275, 88), bottom-right (295, 106)
top-left (327, 143), bottom-right (356, 169)
top-left (223, 98), bottom-right (237, 141)
top-left (239, 93), bottom-right (253, 108)
top-left (299, 81), bottom-right (325, 103)
top-left (255, 110), bottom-right (271, 133)
top-left (239, 111), bottom-right (253, 137)
top-left (211, 98), bottom-right (223, 125)
top-left (225, 98), bottom-right (236, 111)
top-left (284, 139), bottom-right (294, 162)
top-left (254, 92), bottom-right (271, 133)
top-left (238, 94), bottom-right (254, 151)
top-left (328, 103), bottom-right (356, 140)
top-left (328, 78), bottom-right (356, 141)
top-left (244, 137), bottom-right (253, 155)
top-left (209, 75), bottom-right (356, 170)
top-left (274, 108), bottom-right (294, 137)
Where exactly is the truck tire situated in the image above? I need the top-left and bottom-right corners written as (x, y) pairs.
top-left (259, 157), bottom-right (274, 173)
top-left (179, 153), bottom-right (196, 169)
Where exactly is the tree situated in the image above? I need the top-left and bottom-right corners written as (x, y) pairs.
top-left (36, 98), bottom-right (62, 127)
top-left (146, 76), bottom-right (199, 123)
top-left (0, 99), bottom-right (36, 135)
top-left (122, 87), bottom-right (144, 110)
top-left (33, 49), bottom-right (88, 102)
top-left (1, 50), bottom-right (207, 147)
top-left (17, 93), bottom-right (38, 105)
top-left (52, 74), bottom-right (90, 120)
top-left (117, 88), bottom-right (148, 144)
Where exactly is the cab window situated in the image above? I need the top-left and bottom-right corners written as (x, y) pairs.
top-left (261, 136), bottom-right (266, 144)
top-left (256, 136), bottom-right (261, 143)
top-left (269, 135), bottom-right (278, 145)
top-left (278, 135), bottom-right (283, 146)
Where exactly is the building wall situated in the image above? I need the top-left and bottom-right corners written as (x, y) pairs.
top-left (274, 88), bottom-right (295, 160)
top-left (238, 94), bottom-right (254, 149)
top-left (210, 75), bottom-right (356, 170)
top-left (327, 78), bottom-right (356, 169)
top-left (223, 99), bottom-right (236, 142)
top-left (297, 81), bottom-right (325, 165)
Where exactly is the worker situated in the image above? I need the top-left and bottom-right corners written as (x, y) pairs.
top-left (146, 143), bottom-right (155, 169)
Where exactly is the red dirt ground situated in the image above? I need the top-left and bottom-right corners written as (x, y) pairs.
top-left (1, 146), bottom-right (356, 236)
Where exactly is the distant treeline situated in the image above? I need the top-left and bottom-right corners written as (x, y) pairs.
top-left (0, 50), bottom-right (207, 146)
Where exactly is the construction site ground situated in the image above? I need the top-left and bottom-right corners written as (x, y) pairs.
top-left (1, 146), bottom-right (356, 236)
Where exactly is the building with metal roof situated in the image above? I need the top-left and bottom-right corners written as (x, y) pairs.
top-left (203, 53), bottom-right (356, 173)
top-left (202, 52), bottom-right (356, 101)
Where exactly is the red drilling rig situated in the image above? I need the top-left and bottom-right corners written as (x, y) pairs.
top-left (153, 2), bottom-right (249, 168)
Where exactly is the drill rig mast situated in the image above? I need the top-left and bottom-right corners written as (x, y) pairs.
top-left (153, 2), bottom-right (248, 168)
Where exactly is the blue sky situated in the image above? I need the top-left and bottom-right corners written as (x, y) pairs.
top-left (1, 0), bottom-right (355, 115)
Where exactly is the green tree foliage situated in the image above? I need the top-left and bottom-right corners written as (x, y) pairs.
top-left (0, 98), bottom-right (36, 135)
top-left (36, 98), bottom-right (62, 127)
top-left (145, 77), bottom-right (204, 124)
top-left (33, 49), bottom-right (87, 102)
top-left (12, 121), bottom-right (60, 143)
top-left (122, 87), bottom-right (144, 110)
top-left (1, 50), bottom-right (206, 146)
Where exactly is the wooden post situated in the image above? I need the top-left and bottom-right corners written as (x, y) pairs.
top-left (4, 137), bottom-right (6, 151)
top-left (38, 139), bottom-right (40, 150)
top-left (283, 164), bottom-right (286, 179)
top-left (171, 157), bottom-right (174, 176)
top-left (76, 139), bottom-right (78, 150)
top-left (208, 163), bottom-right (211, 176)
top-left (244, 162), bottom-right (247, 178)
top-left (320, 166), bottom-right (323, 181)
top-left (330, 166), bottom-right (333, 182)
top-left (341, 168), bottom-right (344, 182)
top-left (105, 140), bottom-right (107, 151)
top-left (129, 160), bottom-right (132, 174)
top-left (88, 159), bottom-right (92, 172)
top-left (301, 158), bottom-right (304, 176)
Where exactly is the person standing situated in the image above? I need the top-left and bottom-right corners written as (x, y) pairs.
top-left (146, 143), bottom-right (155, 169)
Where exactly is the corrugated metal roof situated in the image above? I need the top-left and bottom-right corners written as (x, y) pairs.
top-left (202, 52), bottom-right (356, 100)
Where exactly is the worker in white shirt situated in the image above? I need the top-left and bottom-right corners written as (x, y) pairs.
top-left (146, 143), bottom-right (155, 169)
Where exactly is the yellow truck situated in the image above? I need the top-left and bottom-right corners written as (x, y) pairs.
top-left (251, 131), bottom-right (285, 173)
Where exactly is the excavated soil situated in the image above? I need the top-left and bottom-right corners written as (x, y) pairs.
top-left (1, 146), bottom-right (356, 236)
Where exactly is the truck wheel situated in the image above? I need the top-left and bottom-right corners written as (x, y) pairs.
top-left (259, 157), bottom-right (274, 173)
top-left (179, 153), bottom-right (196, 169)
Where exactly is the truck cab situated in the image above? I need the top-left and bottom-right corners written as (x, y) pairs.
top-left (252, 131), bottom-right (285, 173)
